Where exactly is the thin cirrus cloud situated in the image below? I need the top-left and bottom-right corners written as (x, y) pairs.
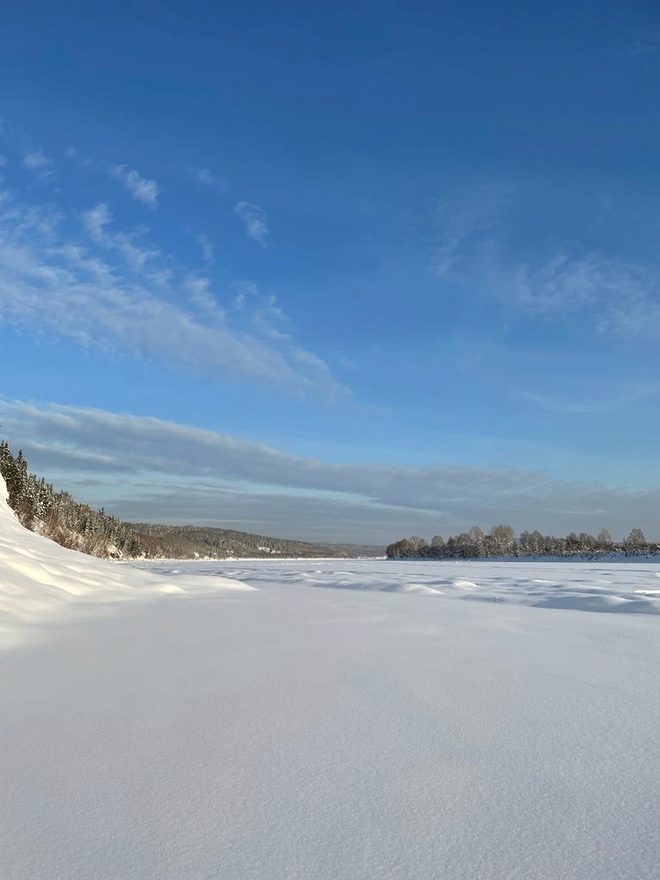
top-left (186, 165), bottom-right (228, 193)
top-left (234, 201), bottom-right (270, 247)
top-left (514, 381), bottom-right (660, 416)
top-left (196, 233), bottom-right (214, 264)
top-left (0, 185), bottom-right (346, 399)
top-left (22, 148), bottom-right (54, 180)
top-left (185, 164), bottom-right (270, 248)
top-left (81, 201), bottom-right (169, 281)
top-left (433, 187), bottom-right (660, 340)
top-left (432, 184), bottom-right (506, 278)
top-left (2, 399), bottom-right (660, 542)
top-left (105, 163), bottom-right (159, 207)
top-left (66, 149), bottom-right (160, 207)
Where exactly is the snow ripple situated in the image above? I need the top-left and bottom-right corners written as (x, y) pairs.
top-left (137, 558), bottom-right (660, 617)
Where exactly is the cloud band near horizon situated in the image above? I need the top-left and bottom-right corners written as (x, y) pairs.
top-left (2, 399), bottom-right (658, 544)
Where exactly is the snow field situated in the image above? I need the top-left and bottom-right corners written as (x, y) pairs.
top-left (141, 555), bottom-right (660, 615)
top-left (2, 476), bottom-right (660, 878)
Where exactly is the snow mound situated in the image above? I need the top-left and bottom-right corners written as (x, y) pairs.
top-left (162, 558), bottom-right (660, 616)
top-left (452, 578), bottom-right (479, 589)
top-left (0, 476), bottom-right (254, 649)
top-left (532, 594), bottom-right (660, 613)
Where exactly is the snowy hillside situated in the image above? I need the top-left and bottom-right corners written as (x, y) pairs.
top-left (0, 475), bottom-right (253, 650)
top-left (2, 478), bottom-right (660, 879)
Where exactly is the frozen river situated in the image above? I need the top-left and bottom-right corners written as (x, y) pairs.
top-left (2, 503), bottom-right (660, 880)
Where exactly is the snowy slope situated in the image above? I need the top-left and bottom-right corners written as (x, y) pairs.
top-left (2, 482), bottom-right (660, 879)
top-left (0, 475), bottom-right (253, 649)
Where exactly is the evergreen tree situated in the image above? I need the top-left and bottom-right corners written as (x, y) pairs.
top-left (0, 440), bottom-right (143, 559)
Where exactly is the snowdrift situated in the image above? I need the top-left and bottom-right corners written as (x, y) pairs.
top-left (164, 557), bottom-right (660, 614)
top-left (0, 475), bottom-right (254, 649)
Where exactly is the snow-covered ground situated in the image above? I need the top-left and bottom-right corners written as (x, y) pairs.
top-left (2, 479), bottom-right (660, 879)
top-left (0, 480), bottom-right (253, 651)
top-left (142, 555), bottom-right (660, 613)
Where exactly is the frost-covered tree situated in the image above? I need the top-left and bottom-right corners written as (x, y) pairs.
top-left (408, 536), bottom-right (426, 550)
top-left (627, 527), bottom-right (646, 545)
top-left (386, 538), bottom-right (419, 558)
top-left (519, 529), bottom-right (544, 555)
top-left (578, 532), bottom-right (597, 551)
top-left (624, 528), bottom-right (647, 556)
top-left (488, 524), bottom-right (515, 555)
top-left (0, 440), bottom-right (142, 558)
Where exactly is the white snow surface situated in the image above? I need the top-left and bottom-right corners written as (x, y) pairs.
top-left (0, 476), bottom-right (253, 650)
top-left (2, 480), bottom-right (660, 879)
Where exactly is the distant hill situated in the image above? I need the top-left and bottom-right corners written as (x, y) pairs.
top-left (0, 440), bottom-right (382, 560)
top-left (131, 522), bottom-right (382, 560)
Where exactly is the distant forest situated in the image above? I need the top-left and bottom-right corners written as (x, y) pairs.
top-left (387, 524), bottom-right (660, 560)
top-left (0, 441), bottom-right (381, 560)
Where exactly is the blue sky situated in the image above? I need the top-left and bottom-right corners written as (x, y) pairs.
top-left (1, 0), bottom-right (660, 542)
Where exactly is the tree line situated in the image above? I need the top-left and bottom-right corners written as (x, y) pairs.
top-left (0, 440), bottom-right (143, 557)
top-left (387, 524), bottom-right (659, 560)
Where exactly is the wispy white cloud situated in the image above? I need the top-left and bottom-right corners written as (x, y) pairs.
top-left (432, 185), bottom-right (506, 277)
top-left (22, 148), bottom-right (54, 180)
top-left (0, 188), bottom-right (346, 399)
top-left (0, 155), bottom-right (7, 167)
top-left (500, 253), bottom-right (655, 321)
top-left (186, 165), bottom-right (228, 193)
top-left (196, 233), bottom-right (214, 264)
top-left (81, 202), bottom-right (164, 277)
top-left (493, 251), bottom-right (660, 341)
top-left (81, 201), bottom-right (112, 239)
top-left (106, 163), bottom-right (159, 207)
top-left (515, 389), bottom-right (606, 415)
top-left (184, 274), bottom-right (224, 319)
top-left (433, 187), bottom-right (660, 340)
top-left (67, 150), bottom-right (160, 207)
top-left (515, 381), bottom-right (660, 415)
top-left (231, 280), bottom-right (293, 341)
top-left (232, 279), bottom-right (259, 309)
top-left (3, 399), bottom-right (660, 541)
top-left (234, 201), bottom-right (269, 247)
